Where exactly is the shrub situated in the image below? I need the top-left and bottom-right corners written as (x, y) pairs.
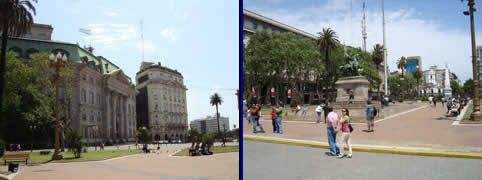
top-left (0, 139), bottom-right (5, 157)
top-left (82, 147), bottom-right (88, 153)
top-left (290, 100), bottom-right (297, 108)
top-left (105, 139), bottom-right (113, 146)
top-left (40, 150), bottom-right (51, 155)
top-left (65, 128), bottom-right (83, 158)
top-left (202, 133), bottom-right (215, 151)
top-left (398, 98), bottom-right (404, 103)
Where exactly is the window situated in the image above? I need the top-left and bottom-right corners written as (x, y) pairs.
top-left (24, 33), bottom-right (32, 38)
top-left (253, 23), bottom-right (257, 29)
top-left (38, 34), bottom-right (46, 40)
top-left (81, 89), bottom-right (87, 103)
top-left (82, 114), bottom-right (87, 121)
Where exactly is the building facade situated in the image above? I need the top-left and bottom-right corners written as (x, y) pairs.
top-left (420, 65), bottom-right (452, 97)
top-left (190, 115), bottom-right (229, 135)
top-left (6, 23), bottom-right (137, 143)
top-left (406, 56), bottom-right (422, 73)
top-left (135, 62), bottom-right (188, 141)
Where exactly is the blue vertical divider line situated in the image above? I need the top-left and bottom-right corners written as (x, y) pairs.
top-left (239, 0), bottom-right (244, 179)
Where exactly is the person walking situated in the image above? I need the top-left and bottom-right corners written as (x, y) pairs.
top-left (433, 97), bottom-right (437, 107)
top-left (17, 144), bottom-right (21, 152)
top-left (271, 107), bottom-right (278, 133)
top-left (441, 97), bottom-right (445, 108)
top-left (337, 108), bottom-right (352, 158)
top-left (275, 104), bottom-right (283, 134)
top-left (251, 105), bottom-right (265, 133)
top-left (315, 104), bottom-right (323, 124)
top-left (296, 105), bottom-right (301, 116)
top-left (366, 101), bottom-right (376, 132)
top-left (325, 106), bottom-right (340, 156)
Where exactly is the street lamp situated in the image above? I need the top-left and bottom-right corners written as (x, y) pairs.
top-left (30, 124), bottom-right (37, 152)
top-left (463, 0), bottom-right (482, 121)
top-left (49, 52), bottom-right (68, 160)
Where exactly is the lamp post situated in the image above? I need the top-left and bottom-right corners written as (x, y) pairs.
top-left (463, 0), bottom-right (482, 121)
top-left (30, 124), bottom-right (36, 152)
top-left (49, 52), bottom-right (68, 160)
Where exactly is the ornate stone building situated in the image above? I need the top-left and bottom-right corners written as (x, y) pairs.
top-left (6, 23), bottom-right (137, 143)
top-left (136, 62), bottom-right (188, 141)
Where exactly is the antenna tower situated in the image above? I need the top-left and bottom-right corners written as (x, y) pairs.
top-left (362, 0), bottom-right (367, 51)
top-left (140, 20), bottom-right (144, 62)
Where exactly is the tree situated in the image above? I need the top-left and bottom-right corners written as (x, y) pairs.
top-left (317, 28), bottom-right (340, 99)
top-left (397, 56), bottom-right (408, 99)
top-left (210, 93), bottom-right (224, 145)
top-left (189, 128), bottom-right (199, 143)
top-left (0, 52), bottom-right (56, 145)
top-left (451, 80), bottom-right (464, 96)
top-left (65, 127), bottom-right (82, 158)
top-left (136, 127), bottom-right (152, 146)
top-left (413, 68), bottom-right (423, 97)
top-left (202, 132), bottom-right (215, 153)
top-left (463, 79), bottom-right (474, 97)
top-left (0, 0), bottom-right (37, 124)
top-left (372, 44), bottom-right (384, 98)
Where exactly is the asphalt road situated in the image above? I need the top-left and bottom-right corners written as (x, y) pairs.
top-left (243, 140), bottom-right (482, 180)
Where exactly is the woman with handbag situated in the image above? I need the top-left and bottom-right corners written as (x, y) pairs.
top-left (337, 108), bottom-right (352, 158)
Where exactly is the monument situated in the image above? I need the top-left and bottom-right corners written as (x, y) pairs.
top-left (332, 50), bottom-right (381, 118)
top-left (444, 64), bottom-right (452, 98)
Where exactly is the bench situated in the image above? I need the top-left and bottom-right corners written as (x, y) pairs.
top-left (2, 153), bottom-right (29, 165)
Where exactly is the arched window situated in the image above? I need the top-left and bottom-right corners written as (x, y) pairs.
top-left (51, 49), bottom-right (70, 59)
top-left (26, 48), bottom-right (39, 59)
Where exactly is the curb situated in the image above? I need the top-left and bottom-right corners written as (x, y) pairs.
top-left (244, 136), bottom-right (482, 159)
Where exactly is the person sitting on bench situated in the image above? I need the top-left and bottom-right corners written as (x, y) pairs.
top-left (200, 143), bottom-right (213, 155)
top-left (448, 101), bottom-right (460, 116)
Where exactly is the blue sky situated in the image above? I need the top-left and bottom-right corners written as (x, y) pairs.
top-left (244, 0), bottom-right (482, 82)
top-left (33, 0), bottom-right (239, 129)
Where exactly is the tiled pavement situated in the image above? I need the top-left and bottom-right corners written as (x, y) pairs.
top-left (244, 103), bottom-right (482, 152)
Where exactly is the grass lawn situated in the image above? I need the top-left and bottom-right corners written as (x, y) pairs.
top-left (174, 145), bottom-right (239, 156)
top-left (4, 149), bottom-right (143, 164)
top-left (461, 103), bottom-right (474, 122)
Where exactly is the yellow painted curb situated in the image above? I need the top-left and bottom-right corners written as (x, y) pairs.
top-left (244, 136), bottom-right (482, 159)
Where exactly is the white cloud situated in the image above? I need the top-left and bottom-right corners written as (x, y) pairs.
top-left (81, 23), bottom-right (137, 51)
top-left (245, 1), bottom-right (480, 81)
top-left (160, 27), bottom-right (179, 41)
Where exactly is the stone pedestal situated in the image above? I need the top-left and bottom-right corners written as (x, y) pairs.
top-left (332, 76), bottom-right (379, 119)
top-left (335, 76), bottom-right (370, 102)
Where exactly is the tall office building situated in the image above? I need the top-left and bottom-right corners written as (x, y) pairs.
top-left (190, 115), bottom-right (229, 135)
top-left (135, 62), bottom-right (188, 141)
top-left (406, 56), bottom-right (422, 73)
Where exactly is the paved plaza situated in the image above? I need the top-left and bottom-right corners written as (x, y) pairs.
top-left (2, 143), bottom-right (239, 180)
top-left (244, 102), bottom-right (482, 152)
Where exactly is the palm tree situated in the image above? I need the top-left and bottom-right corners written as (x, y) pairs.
top-left (372, 44), bottom-right (384, 99)
top-left (209, 93), bottom-right (223, 144)
top-left (397, 56), bottom-right (408, 99)
top-left (414, 68), bottom-right (423, 97)
top-left (0, 0), bottom-right (37, 120)
top-left (317, 28), bottom-right (340, 99)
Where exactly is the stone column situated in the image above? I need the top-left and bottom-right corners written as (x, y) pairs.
top-left (112, 92), bottom-right (117, 140)
top-left (120, 96), bottom-right (125, 139)
top-left (105, 91), bottom-right (111, 139)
